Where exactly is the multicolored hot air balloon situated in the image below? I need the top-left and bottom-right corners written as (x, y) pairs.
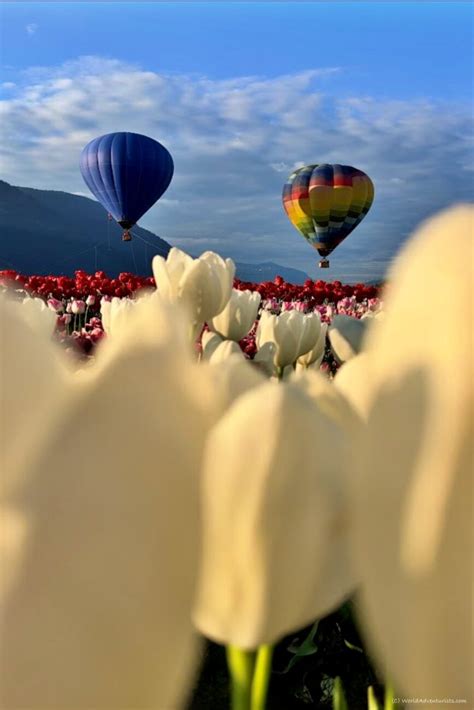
top-left (80, 132), bottom-right (174, 241)
top-left (282, 164), bottom-right (374, 267)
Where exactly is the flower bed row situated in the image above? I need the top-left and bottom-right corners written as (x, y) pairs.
top-left (0, 269), bottom-right (382, 369)
top-left (0, 269), bottom-right (381, 303)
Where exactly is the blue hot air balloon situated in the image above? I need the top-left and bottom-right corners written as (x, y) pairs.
top-left (80, 132), bottom-right (174, 241)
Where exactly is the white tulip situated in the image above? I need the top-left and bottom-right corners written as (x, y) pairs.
top-left (351, 206), bottom-right (473, 704)
top-left (153, 247), bottom-right (235, 325)
top-left (298, 312), bottom-right (322, 357)
top-left (209, 288), bottom-right (261, 341)
top-left (297, 322), bottom-right (328, 369)
top-left (0, 294), bottom-right (212, 709)
top-left (209, 339), bottom-right (245, 365)
top-left (201, 330), bottom-right (225, 360)
top-left (252, 340), bottom-right (278, 377)
top-left (256, 310), bottom-right (320, 370)
top-left (194, 381), bottom-right (355, 649)
top-left (151, 246), bottom-right (194, 301)
top-left (328, 314), bottom-right (369, 363)
top-left (256, 311), bottom-right (298, 369)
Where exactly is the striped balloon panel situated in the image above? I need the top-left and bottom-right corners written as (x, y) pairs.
top-left (282, 166), bottom-right (315, 240)
top-left (282, 163), bottom-right (374, 257)
top-left (80, 132), bottom-right (174, 228)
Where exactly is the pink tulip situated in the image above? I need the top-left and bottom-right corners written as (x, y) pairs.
top-left (89, 327), bottom-right (105, 340)
top-left (88, 317), bottom-right (102, 329)
top-left (47, 298), bottom-right (64, 313)
top-left (71, 300), bottom-right (86, 315)
top-left (293, 301), bottom-right (306, 312)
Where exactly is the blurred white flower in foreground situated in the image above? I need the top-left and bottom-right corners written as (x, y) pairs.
top-left (328, 314), bottom-right (369, 363)
top-left (208, 339), bottom-right (245, 365)
top-left (201, 330), bottom-right (225, 360)
top-left (351, 205), bottom-right (473, 704)
top-left (256, 310), bottom-right (321, 370)
top-left (95, 292), bottom-right (191, 370)
top-left (333, 353), bottom-right (373, 420)
top-left (209, 288), bottom-right (261, 341)
top-left (0, 294), bottom-right (211, 709)
top-left (202, 356), bottom-right (265, 415)
top-left (18, 294), bottom-right (58, 335)
top-left (194, 380), bottom-right (355, 649)
top-left (153, 247), bottom-right (235, 326)
top-left (100, 295), bottom-right (140, 337)
top-left (360, 309), bottom-right (385, 322)
top-left (0, 297), bottom-right (68, 476)
top-left (293, 368), bottom-right (359, 437)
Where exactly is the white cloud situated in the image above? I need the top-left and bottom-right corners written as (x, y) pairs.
top-left (25, 23), bottom-right (38, 36)
top-left (1, 55), bottom-right (472, 280)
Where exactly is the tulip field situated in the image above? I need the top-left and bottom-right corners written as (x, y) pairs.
top-left (0, 268), bottom-right (382, 369)
top-left (1, 264), bottom-right (386, 708)
top-left (0, 207), bottom-right (472, 710)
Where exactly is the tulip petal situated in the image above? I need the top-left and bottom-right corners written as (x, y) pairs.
top-left (0, 297), bottom-right (68, 482)
top-left (194, 381), bottom-right (355, 649)
top-left (352, 206), bottom-right (473, 703)
top-left (0, 310), bottom-right (211, 708)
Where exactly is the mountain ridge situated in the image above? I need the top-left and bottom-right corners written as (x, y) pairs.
top-left (0, 180), bottom-right (310, 283)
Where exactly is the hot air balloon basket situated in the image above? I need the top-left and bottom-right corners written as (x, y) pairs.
top-left (122, 231), bottom-right (132, 242)
top-left (319, 258), bottom-right (330, 268)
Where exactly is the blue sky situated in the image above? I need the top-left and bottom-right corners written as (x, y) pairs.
top-left (1, 2), bottom-right (473, 280)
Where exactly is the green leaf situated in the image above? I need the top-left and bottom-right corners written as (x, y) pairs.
top-left (286, 639), bottom-right (319, 656)
top-left (280, 620), bottom-right (319, 673)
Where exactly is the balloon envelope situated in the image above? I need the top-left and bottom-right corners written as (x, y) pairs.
top-left (282, 164), bottom-right (374, 257)
top-left (80, 132), bottom-right (174, 230)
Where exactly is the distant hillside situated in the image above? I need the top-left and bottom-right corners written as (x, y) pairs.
top-left (234, 261), bottom-right (309, 284)
top-left (0, 180), bottom-right (309, 282)
top-left (0, 180), bottom-right (170, 276)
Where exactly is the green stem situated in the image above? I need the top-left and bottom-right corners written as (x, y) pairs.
top-left (367, 685), bottom-right (380, 710)
top-left (226, 646), bottom-right (256, 710)
top-left (384, 683), bottom-right (394, 710)
top-left (251, 644), bottom-right (273, 710)
top-left (332, 676), bottom-right (348, 710)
